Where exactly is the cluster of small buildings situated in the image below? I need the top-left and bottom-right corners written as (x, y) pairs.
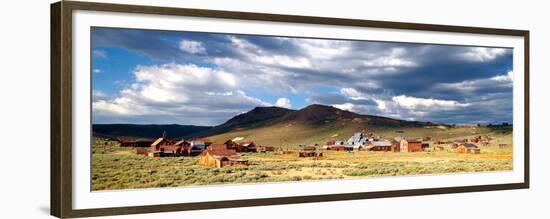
top-left (435, 137), bottom-right (483, 153)
top-left (452, 142), bottom-right (481, 154)
top-left (117, 133), bottom-right (260, 168)
top-left (322, 132), bottom-right (429, 153)
top-left (142, 133), bottom-right (212, 158)
top-left (117, 129), bottom-right (486, 169)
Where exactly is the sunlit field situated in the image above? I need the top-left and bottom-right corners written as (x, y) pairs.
top-left (92, 128), bottom-right (512, 191)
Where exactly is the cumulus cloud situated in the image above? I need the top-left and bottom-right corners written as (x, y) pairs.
top-left (92, 63), bottom-right (269, 125)
top-left (92, 27), bottom-right (514, 124)
top-left (391, 95), bottom-right (470, 110)
top-left (363, 48), bottom-right (417, 67)
top-left (179, 40), bottom-right (206, 54)
top-left (275, 98), bottom-right (291, 108)
top-left (92, 90), bottom-right (109, 101)
top-left (332, 103), bottom-right (355, 111)
top-left (460, 47), bottom-right (509, 62)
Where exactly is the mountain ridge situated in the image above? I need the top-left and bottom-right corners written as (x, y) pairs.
top-left (93, 104), bottom-right (433, 142)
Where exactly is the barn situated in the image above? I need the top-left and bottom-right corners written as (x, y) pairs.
top-left (367, 140), bottom-right (393, 151)
top-left (198, 145), bottom-right (248, 168)
top-left (400, 139), bottom-right (423, 152)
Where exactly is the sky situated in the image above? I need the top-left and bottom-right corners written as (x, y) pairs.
top-left (91, 27), bottom-right (513, 126)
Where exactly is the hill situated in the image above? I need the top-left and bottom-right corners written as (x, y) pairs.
top-left (204, 104), bottom-right (436, 146)
top-left (93, 104), bottom-right (503, 146)
top-left (186, 106), bottom-right (294, 138)
top-left (92, 124), bottom-right (211, 139)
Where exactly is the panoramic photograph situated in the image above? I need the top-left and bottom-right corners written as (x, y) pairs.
top-left (91, 27), bottom-right (514, 191)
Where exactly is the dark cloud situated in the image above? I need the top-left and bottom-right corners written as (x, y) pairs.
top-left (92, 27), bottom-right (514, 125)
top-left (309, 92), bottom-right (377, 106)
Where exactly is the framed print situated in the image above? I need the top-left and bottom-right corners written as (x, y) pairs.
top-left (51, 1), bottom-right (530, 218)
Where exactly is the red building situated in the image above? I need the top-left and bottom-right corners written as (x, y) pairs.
top-left (223, 140), bottom-right (257, 152)
top-left (329, 146), bottom-right (346, 151)
top-left (367, 140), bottom-right (393, 151)
top-left (400, 139), bottom-right (423, 152)
top-left (223, 140), bottom-right (240, 150)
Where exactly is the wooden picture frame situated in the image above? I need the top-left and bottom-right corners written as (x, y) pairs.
top-left (51, 1), bottom-right (529, 218)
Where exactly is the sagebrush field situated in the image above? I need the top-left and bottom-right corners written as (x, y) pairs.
top-left (92, 126), bottom-right (512, 191)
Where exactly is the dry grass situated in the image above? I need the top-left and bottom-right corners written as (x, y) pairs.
top-left (92, 129), bottom-right (513, 191)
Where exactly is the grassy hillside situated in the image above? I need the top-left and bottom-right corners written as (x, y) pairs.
top-left (205, 104), bottom-right (512, 147)
top-left (92, 104), bottom-right (512, 148)
top-left (187, 106), bottom-right (294, 138)
top-left (207, 122), bottom-right (511, 148)
top-left (204, 104), bottom-right (430, 146)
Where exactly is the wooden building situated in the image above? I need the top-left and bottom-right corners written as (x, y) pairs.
top-left (223, 140), bottom-right (240, 150)
top-left (299, 146), bottom-right (322, 157)
top-left (400, 139), bottom-right (423, 152)
top-left (240, 142), bottom-right (257, 152)
top-left (150, 137), bottom-right (173, 151)
top-left (198, 145), bottom-right (248, 168)
top-left (367, 140), bottom-right (393, 151)
top-left (118, 137), bottom-right (134, 147)
top-left (456, 143), bottom-right (480, 153)
top-left (223, 140), bottom-right (257, 152)
top-left (186, 145), bottom-right (204, 156)
top-left (329, 145), bottom-right (346, 151)
top-left (158, 145), bottom-right (183, 157)
top-left (136, 148), bottom-right (149, 156)
top-left (145, 136), bottom-right (206, 157)
top-left (324, 140), bottom-right (346, 151)
top-left (391, 137), bottom-right (403, 152)
top-left (173, 139), bottom-right (191, 147)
